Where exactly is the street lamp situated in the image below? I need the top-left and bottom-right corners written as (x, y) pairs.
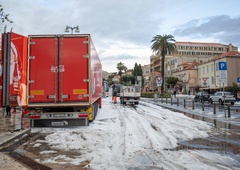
top-left (65, 25), bottom-right (80, 34)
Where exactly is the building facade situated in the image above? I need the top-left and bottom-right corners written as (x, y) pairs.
top-left (150, 41), bottom-right (239, 93)
top-left (198, 51), bottom-right (240, 93)
top-left (142, 64), bottom-right (151, 91)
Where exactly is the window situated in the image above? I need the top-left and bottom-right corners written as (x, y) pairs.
top-left (206, 66), bottom-right (209, 73)
top-left (211, 76), bottom-right (214, 84)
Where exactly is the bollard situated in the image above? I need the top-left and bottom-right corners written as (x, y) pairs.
top-left (177, 98), bottom-right (179, 106)
top-left (184, 99), bottom-right (186, 108)
top-left (202, 100), bottom-right (204, 111)
top-left (171, 97), bottom-right (173, 105)
top-left (228, 105), bottom-right (231, 117)
top-left (154, 93), bottom-right (157, 102)
top-left (166, 97), bottom-right (167, 104)
top-left (213, 102), bottom-right (216, 114)
top-left (192, 100), bottom-right (194, 110)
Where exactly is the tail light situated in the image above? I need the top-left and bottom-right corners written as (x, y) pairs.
top-left (78, 113), bottom-right (88, 118)
top-left (30, 114), bottom-right (41, 119)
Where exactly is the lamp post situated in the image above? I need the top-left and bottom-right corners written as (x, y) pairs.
top-left (65, 25), bottom-right (80, 34)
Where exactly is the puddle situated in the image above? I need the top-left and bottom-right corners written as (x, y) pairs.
top-left (183, 112), bottom-right (240, 131)
top-left (172, 137), bottom-right (240, 155)
top-left (150, 101), bottom-right (240, 155)
top-left (171, 112), bottom-right (240, 154)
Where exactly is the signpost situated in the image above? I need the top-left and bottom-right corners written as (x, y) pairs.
top-left (218, 62), bottom-right (227, 84)
top-left (218, 62), bottom-right (227, 115)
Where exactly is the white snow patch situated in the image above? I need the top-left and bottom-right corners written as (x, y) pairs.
top-left (31, 97), bottom-right (240, 170)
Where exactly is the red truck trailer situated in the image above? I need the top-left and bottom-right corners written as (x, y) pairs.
top-left (27, 34), bottom-right (102, 127)
top-left (1, 32), bottom-right (102, 127)
top-left (0, 32), bottom-right (28, 109)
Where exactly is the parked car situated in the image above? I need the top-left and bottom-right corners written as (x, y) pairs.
top-left (194, 91), bottom-right (210, 103)
top-left (209, 91), bottom-right (235, 105)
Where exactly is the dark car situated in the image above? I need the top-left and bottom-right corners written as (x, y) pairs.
top-left (194, 91), bottom-right (210, 103)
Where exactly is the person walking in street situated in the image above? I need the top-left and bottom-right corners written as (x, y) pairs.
top-left (6, 106), bottom-right (11, 117)
top-left (172, 90), bottom-right (177, 98)
top-left (113, 88), bottom-right (117, 104)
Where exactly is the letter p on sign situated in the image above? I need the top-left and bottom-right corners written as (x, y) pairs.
top-left (218, 62), bottom-right (227, 70)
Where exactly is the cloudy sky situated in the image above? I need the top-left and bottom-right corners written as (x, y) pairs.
top-left (1, 0), bottom-right (240, 72)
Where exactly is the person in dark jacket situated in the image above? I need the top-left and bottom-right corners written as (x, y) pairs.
top-left (172, 90), bottom-right (177, 98)
top-left (6, 106), bottom-right (11, 117)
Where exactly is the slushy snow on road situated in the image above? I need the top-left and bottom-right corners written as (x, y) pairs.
top-left (33, 97), bottom-right (240, 170)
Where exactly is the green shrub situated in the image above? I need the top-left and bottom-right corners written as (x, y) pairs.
top-left (141, 92), bottom-right (154, 98)
top-left (141, 92), bottom-right (172, 98)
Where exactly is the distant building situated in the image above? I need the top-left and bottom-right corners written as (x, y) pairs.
top-left (112, 75), bottom-right (121, 84)
top-left (125, 69), bottom-right (133, 75)
top-left (102, 70), bottom-right (109, 80)
top-left (150, 41), bottom-right (239, 93)
top-left (198, 51), bottom-right (240, 92)
top-left (167, 42), bottom-right (238, 77)
top-left (142, 65), bottom-right (151, 91)
top-left (173, 61), bottom-right (199, 93)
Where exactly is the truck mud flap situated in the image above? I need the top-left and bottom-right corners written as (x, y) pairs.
top-left (31, 119), bottom-right (89, 127)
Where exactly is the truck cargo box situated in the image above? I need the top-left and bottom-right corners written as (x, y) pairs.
top-left (120, 85), bottom-right (141, 105)
top-left (27, 34), bottom-right (102, 127)
top-left (27, 34), bottom-right (102, 107)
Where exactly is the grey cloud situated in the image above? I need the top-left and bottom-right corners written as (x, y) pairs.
top-left (2, 0), bottom-right (164, 45)
top-left (101, 54), bottom-right (138, 62)
top-left (174, 15), bottom-right (240, 47)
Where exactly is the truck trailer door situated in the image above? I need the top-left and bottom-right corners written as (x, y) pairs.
top-left (59, 36), bottom-right (89, 102)
top-left (28, 35), bottom-right (90, 104)
top-left (28, 36), bottom-right (59, 103)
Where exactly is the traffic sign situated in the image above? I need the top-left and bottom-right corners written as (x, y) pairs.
top-left (218, 62), bottom-right (227, 70)
top-left (237, 77), bottom-right (240, 83)
top-left (156, 76), bottom-right (162, 87)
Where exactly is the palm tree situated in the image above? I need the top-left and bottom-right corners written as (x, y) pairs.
top-left (116, 62), bottom-right (127, 76)
top-left (151, 34), bottom-right (176, 93)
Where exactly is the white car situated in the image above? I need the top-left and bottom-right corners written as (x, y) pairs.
top-left (209, 91), bottom-right (235, 105)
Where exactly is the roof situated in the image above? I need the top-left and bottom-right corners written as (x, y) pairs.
top-left (198, 51), bottom-right (240, 65)
top-left (175, 41), bottom-right (230, 47)
top-left (177, 61), bottom-right (199, 70)
top-left (212, 51), bottom-right (240, 61)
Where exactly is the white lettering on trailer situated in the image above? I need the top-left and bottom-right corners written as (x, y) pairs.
top-left (51, 65), bottom-right (65, 72)
top-left (59, 65), bottom-right (65, 72)
top-left (51, 120), bottom-right (68, 126)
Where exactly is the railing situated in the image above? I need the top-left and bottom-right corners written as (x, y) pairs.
top-left (155, 95), bottom-right (240, 118)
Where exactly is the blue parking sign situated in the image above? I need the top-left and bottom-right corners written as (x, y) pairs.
top-left (237, 77), bottom-right (240, 83)
top-left (218, 62), bottom-right (227, 70)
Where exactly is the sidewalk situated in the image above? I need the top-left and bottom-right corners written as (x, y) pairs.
top-left (0, 109), bottom-right (31, 170)
top-left (142, 94), bottom-right (240, 128)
